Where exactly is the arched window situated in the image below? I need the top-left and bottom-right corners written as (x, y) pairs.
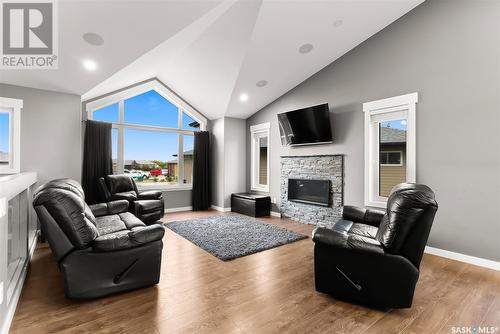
top-left (85, 79), bottom-right (207, 190)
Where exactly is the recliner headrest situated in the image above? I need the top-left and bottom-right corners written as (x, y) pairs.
top-left (105, 175), bottom-right (136, 194)
top-left (33, 178), bottom-right (98, 248)
top-left (376, 183), bottom-right (437, 253)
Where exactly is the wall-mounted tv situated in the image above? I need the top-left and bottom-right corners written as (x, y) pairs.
top-left (277, 103), bottom-right (332, 146)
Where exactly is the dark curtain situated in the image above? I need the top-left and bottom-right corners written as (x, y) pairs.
top-left (82, 120), bottom-right (113, 204)
top-left (192, 131), bottom-right (210, 211)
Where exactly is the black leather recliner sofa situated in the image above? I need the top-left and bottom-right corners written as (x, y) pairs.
top-left (312, 183), bottom-right (438, 309)
top-left (99, 175), bottom-right (165, 225)
top-left (33, 178), bottom-right (165, 299)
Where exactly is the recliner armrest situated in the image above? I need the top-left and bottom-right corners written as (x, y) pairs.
top-left (312, 227), bottom-right (384, 255)
top-left (93, 224), bottom-right (165, 252)
top-left (138, 190), bottom-right (163, 200)
top-left (89, 200), bottom-right (130, 217)
top-left (342, 205), bottom-right (385, 227)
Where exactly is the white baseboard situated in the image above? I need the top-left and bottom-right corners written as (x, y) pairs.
top-left (270, 211), bottom-right (281, 218)
top-left (425, 246), bottom-right (500, 272)
top-left (211, 205), bottom-right (231, 212)
top-left (164, 206), bottom-right (192, 213)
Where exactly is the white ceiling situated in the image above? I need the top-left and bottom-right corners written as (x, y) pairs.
top-left (1, 0), bottom-right (424, 120)
top-left (0, 0), bottom-right (221, 95)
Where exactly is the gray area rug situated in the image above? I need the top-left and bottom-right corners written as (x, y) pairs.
top-left (165, 215), bottom-right (307, 261)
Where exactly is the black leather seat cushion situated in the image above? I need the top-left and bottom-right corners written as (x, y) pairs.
top-left (313, 220), bottom-right (384, 255)
top-left (93, 224), bottom-right (165, 252)
top-left (95, 215), bottom-right (127, 235)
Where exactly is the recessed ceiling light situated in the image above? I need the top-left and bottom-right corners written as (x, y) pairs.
top-left (256, 80), bottom-right (268, 87)
top-left (82, 32), bottom-right (104, 46)
top-left (298, 43), bottom-right (313, 54)
top-left (333, 20), bottom-right (343, 28)
top-left (239, 93), bottom-right (249, 102)
top-left (82, 59), bottom-right (97, 71)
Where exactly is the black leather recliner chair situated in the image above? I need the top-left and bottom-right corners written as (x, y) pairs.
top-left (312, 183), bottom-right (438, 309)
top-left (33, 178), bottom-right (165, 299)
top-left (99, 175), bottom-right (165, 224)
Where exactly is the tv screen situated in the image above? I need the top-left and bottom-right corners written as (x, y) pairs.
top-left (278, 103), bottom-right (332, 146)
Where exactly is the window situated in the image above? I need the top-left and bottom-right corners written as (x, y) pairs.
top-left (250, 122), bottom-right (270, 192)
top-left (0, 97), bottom-right (22, 174)
top-left (363, 93), bottom-right (417, 207)
top-left (86, 79), bottom-right (206, 189)
top-left (380, 151), bottom-right (403, 166)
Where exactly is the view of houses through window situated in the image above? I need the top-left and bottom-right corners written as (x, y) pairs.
top-left (379, 119), bottom-right (407, 197)
top-left (92, 89), bottom-right (201, 187)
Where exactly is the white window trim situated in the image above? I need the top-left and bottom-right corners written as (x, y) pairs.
top-left (0, 97), bottom-right (22, 174)
top-left (84, 79), bottom-right (207, 190)
top-left (380, 151), bottom-right (403, 167)
top-left (363, 92), bottom-right (417, 208)
top-left (250, 122), bottom-right (270, 193)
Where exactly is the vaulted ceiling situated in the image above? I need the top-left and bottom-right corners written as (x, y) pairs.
top-left (1, 0), bottom-right (424, 120)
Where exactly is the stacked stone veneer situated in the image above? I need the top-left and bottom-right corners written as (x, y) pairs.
top-left (280, 155), bottom-right (344, 226)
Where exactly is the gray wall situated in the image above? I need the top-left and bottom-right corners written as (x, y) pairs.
top-left (163, 190), bottom-right (192, 210)
top-left (211, 118), bottom-right (225, 208)
top-left (246, 0), bottom-right (500, 261)
top-left (210, 117), bottom-right (247, 208)
top-left (223, 117), bottom-right (246, 207)
top-left (0, 84), bottom-right (82, 184)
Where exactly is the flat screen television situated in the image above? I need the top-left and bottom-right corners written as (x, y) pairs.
top-left (277, 103), bottom-right (332, 146)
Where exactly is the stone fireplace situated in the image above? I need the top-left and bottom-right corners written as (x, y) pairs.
top-left (280, 155), bottom-right (343, 225)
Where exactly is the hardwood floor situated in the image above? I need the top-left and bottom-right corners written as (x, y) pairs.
top-left (10, 210), bottom-right (500, 334)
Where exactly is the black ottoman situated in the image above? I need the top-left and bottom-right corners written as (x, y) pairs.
top-left (231, 193), bottom-right (271, 217)
top-left (134, 199), bottom-right (164, 225)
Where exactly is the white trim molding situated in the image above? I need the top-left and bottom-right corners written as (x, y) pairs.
top-left (363, 92), bottom-right (418, 208)
top-left (250, 122), bottom-right (271, 193)
top-left (270, 211), bottom-right (281, 218)
top-left (84, 78), bottom-right (207, 130)
top-left (164, 206), bottom-right (193, 213)
top-left (0, 97), bottom-right (22, 174)
top-left (210, 205), bottom-right (232, 212)
top-left (425, 246), bottom-right (500, 272)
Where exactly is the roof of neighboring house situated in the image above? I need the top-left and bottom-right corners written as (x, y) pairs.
top-left (172, 149), bottom-right (193, 157)
top-left (380, 127), bottom-right (406, 144)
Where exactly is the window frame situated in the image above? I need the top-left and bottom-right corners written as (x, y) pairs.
top-left (84, 79), bottom-right (207, 191)
top-left (363, 92), bottom-right (417, 208)
top-left (250, 122), bottom-right (270, 193)
top-left (380, 151), bottom-right (403, 167)
top-left (0, 97), bottom-right (22, 174)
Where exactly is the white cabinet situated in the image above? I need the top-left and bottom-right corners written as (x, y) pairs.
top-left (0, 172), bottom-right (37, 334)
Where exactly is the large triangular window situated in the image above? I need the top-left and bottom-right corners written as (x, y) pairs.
top-left (85, 79), bottom-right (207, 190)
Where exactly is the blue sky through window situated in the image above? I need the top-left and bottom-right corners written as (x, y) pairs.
top-left (124, 129), bottom-right (178, 161)
top-left (125, 90), bottom-right (178, 128)
top-left (0, 112), bottom-right (10, 154)
top-left (93, 90), bottom-right (201, 162)
top-left (381, 119), bottom-right (407, 130)
top-left (93, 103), bottom-right (118, 123)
